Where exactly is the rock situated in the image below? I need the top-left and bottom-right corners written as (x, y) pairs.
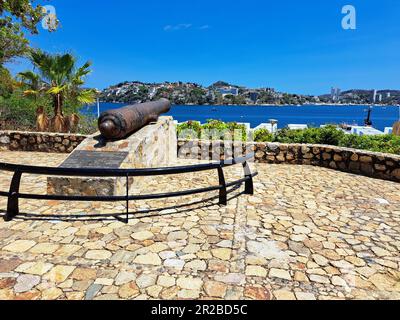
top-left (216, 240), bottom-right (233, 248)
top-left (164, 259), bottom-right (185, 270)
top-left (0, 258), bottom-right (22, 273)
top-left (14, 275), bottom-right (41, 293)
top-left (182, 244), bottom-right (201, 254)
top-left (85, 284), bottom-right (102, 300)
top-left (309, 275), bottom-right (330, 284)
top-left (293, 226), bottom-right (311, 234)
top-left (204, 281), bottom-right (227, 298)
top-left (24, 262), bottom-right (53, 276)
top-left (71, 268), bottom-right (97, 281)
top-left (44, 265), bottom-right (76, 283)
top-left (371, 247), bottom-right (391, 257)
top-left (332, 276), bottom-right (347, 287)
top-left (66, 292), bottom-right (85, 300)
top-left (244, 286), bottom-right (271, 300)
top-left (0, 278), bottom-right (16, 290)
top-left (147, 285), bottom-right (163, 298)
top-left (157, 275), bottom-right (176, 288)
top-left (30, 243), bottom-right (59, 254)
top-left (177, 277), bottom-right (203, 290)
top-left (245, 266), bottom-right (267, 277)
top-left (369, 273), bottom-right (396, 291)
top-left (160, 286), bottom-right (180, 299)
top-left (211, 248), bottom-right (232, 260)
top-left (131, 231), bottom-right (154, 241)
top-left (185, 260), bottom-right (207, 271)
top-left (95, 278), bottom-right (114, 286)
top-left (330, 260), bottom-right (354, 270)
top-left (345, 256), bottom-right (366, 267)
top-left (295, 292), bottom-right (316, 300)
top-left (115, 271), bottom-right (136, 286)
top-left (177, 289), bottom-right (200, 299)
top-left (42, 287), bottom-right (63, 300)
top-left (94, 294), bottom-right (120, 300)
top-left (3, 240), bottom-right (36, 253)
top-left (273, 290), bottom-right (296, 300)
top-left (247, 240), bottom-right (288, 260)
top-left (133, 253), bottom-right (161, 266)
top-left (54, 245), bottom-right (81, 257)
top-left (167, 231), bottom-right (188, 241)
top-left (312, 254), bottom-right (329, 267)
top-left (214, 273), bottom-right (246, 286)
top-left (136, 274), bottom-right (157, 289)
top-left (118, 282), bottom-right (140, 299)
top-left (289, 241), bottom-right (311, 257)
top-left (148, 243), bottom-right (169, 253)
top-left (294, 272), bottom-right (309, 283)
top-left (85, 250), bottom-right (112, 260)
top-left (269, 268), bottom-right (292, 281)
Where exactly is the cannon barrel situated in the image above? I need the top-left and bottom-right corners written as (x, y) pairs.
top-left (98, 98), bottom-right (171, 140)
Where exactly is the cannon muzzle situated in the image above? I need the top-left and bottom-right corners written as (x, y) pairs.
top-left (98, 98), bottom-right (171, 140)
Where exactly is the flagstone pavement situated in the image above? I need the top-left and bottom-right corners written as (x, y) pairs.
top-left (0, 151), bottom-right (399, 300)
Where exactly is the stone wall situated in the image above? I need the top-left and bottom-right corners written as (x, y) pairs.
top-left (0, 131), bottom-right (87, 153)
top-left (178, 139), bottom-right (400, 182)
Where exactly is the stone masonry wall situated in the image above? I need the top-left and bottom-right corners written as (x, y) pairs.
top-left (178, 139), bottom-right (400, 183)
top-left (0, 131), bottom-right (88, 153)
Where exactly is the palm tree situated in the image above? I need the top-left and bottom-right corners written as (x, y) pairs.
top-left (18, 49), bottom-right (95, 132)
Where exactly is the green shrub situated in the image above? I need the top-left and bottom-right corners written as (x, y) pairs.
top-left (253, 129), bottom-right (273, 142)
top-left (339, 134), bottom-right (400, 154)
top-left (177, 121), bottom-right (202, 139)
top-left (318, 125), bottom-right (346, 145)
top-left (177, 119), bottom-right (247, 141)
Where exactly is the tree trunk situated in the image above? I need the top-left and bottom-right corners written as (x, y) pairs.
top-left (53, 93), bottom-right (64, 116)
top-left (51, 93), bottom-right (66, 132)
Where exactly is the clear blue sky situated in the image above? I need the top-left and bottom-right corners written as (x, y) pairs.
top-left (6, 0), bottom-right (400, 95)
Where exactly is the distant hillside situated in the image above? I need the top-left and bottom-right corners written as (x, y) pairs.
top-left (99, 81), bottom-right (400, 106)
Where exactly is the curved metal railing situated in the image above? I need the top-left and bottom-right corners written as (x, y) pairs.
top-left (0, 153), bottom-right (257, 222)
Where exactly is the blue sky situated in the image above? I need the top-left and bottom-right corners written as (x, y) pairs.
top-left (6, 0), bottom-right (400, 95)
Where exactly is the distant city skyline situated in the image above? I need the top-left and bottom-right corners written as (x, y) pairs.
top-left (6, 0), bottom-right (400, 95)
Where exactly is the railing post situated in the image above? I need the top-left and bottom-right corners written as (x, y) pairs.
top-left (242, 161), bottom-right (254, 195)
top-left (125, 173), bottom-right (129, 224)
top-left (5, 171), bottom-right (22, 222)
top-left (217, 167), bottom-right (227, 206)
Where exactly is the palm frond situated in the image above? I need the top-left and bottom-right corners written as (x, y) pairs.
top-left (76, 89), bottom-right (96, 105)
top-left (47, 85), bottom-right (66, 95)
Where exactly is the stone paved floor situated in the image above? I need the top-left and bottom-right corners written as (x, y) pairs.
top-left (0, 151), bottom-right (399, 300)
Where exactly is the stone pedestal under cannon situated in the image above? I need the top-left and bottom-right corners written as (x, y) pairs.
top-left (47, 100), bottom-right (177, 197)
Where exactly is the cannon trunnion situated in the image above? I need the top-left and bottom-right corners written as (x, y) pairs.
top-left (98, 98), bottom-right (171, 140)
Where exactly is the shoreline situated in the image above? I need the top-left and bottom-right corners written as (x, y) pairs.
top-left (100, 101), bottom-right (400, 107)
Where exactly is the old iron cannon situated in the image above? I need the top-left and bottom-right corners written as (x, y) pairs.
top-left (98, 98), bottom-right (171, 140)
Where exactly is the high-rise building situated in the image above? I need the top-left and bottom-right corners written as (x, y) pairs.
top-left (331, 87), bottom-right (341, 101)
top-left (373, 90), bottom-right (378, 103)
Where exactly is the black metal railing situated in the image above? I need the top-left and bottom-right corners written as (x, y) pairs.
top-left (0, 153), bottom-right (257, 223)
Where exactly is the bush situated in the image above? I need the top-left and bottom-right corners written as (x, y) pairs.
top-left (177, 121), bottom-right (202, 139)
top-left (177, 119), bottom-right (247, 141)
top-left (339, 134), bottom-right (400, 154)
top-left (262, 125), bottom-right (400, 155)
top-left (253, 129), bottom-right (273, 142)
top-left (0, 89), bottom-right (98, 134)
top-left (273, 125), bottom-right (345, 145)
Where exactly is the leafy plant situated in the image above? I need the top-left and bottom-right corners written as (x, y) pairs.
top-left (253, 128), bottom-right (273, 142)
top-left (18, 49), bottom-right (96, 132)
top-left (177, 119), bottom-right (247, 141)
top-left (177, 121), bottom-right (202, 139)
